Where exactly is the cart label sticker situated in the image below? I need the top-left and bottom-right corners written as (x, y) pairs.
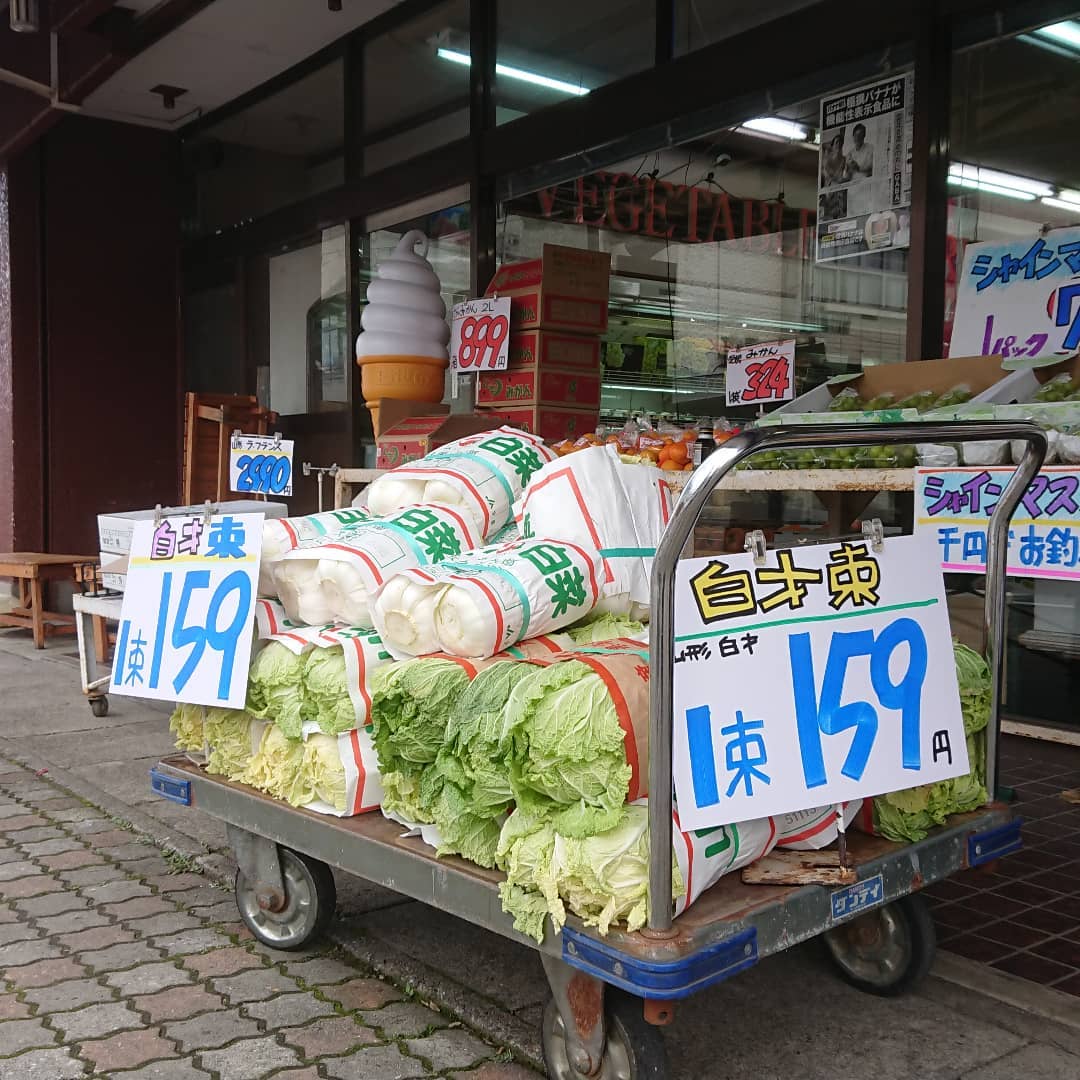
top-left (830, 873), bottom-right (884, 922)
top-left (672, 532), bottom-right (968, 830)
top-left (111, 512), bottom-right (263, 710)
top-left (915, 465), bottom-right (1080, 580)
top-left (950, 224), bottom-right (1080, 365)
top-left (230, 434), bottom-right (295, 497)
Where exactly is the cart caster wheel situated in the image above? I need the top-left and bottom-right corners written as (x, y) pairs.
top-left (90, 697), bottom-right (109, 718)
top-left (823, 894), bottom-right (936, 997)
top-left (234, 848), bottom-right (336, 950)
top-left (542, 988), bottom-right (667, 1080)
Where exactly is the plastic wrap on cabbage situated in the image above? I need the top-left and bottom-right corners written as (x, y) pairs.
top-left (204, 709), bottom-right (257, 781)
top-left (246, 641), bottom-right (306, 738)
top-left (169, 703), bottom-right (205, 753)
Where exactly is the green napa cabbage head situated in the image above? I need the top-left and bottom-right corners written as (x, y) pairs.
top-left (204, 709), bottom-right (255, 781)
top-left (303, 733), bottom-right (346, 812)
top-left (246, 642), bottom-right (306, 738)
top-left (169, 703), bottom-right (205, 753)
top-left (243, 725), bottom-right (309, 807)
top-left (301, 647), bottom-right (356, 735)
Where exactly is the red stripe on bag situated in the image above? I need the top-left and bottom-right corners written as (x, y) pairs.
top-left (259, 599), bottom-right (279, 634)
top-left (576, 655), bottom-right (640, 801)
top-left (431, 654), bottom-right (479, 679)
top-left (777, 811), bottom-right (837, 847)
top-left (658, 481), bottom-right (672, 525)
top-left (764, 816), bottom-right (777, 855)
top-left (858, 799), bottom-right (876, 834)
top-left (673, 809), bottom-right (694, 905)
top-left (349, 729), bottom-right (366, 815)
top-left (533, 635), bottom-right (564, 654)
top-left (281, 519), bottom-right (300, 549)
top-left (323, 543), bottom-right (385, 586)
top-left (449, 574), bottom-right (504, 655)
top-left (557, 539), bottom-right (602, 604)
top-left (522, 469), bottom-right (608, 582)
top-left (353, 638), bottom-right (372, 716)
top-left (438, 504), bottom-right (479, 550)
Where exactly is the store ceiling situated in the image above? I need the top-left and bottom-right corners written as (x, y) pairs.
top-left (80, 0), bottom-right (402, 128)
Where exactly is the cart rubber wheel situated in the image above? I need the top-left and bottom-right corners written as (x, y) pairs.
top-left (234, 848), bottom-right (335, 950)
top-left (822, 894), bottom-right (936, 997)
top-left (541, 988), bottom-right (667, 1080)
top-left (90, 697), bottom-right (109, 718)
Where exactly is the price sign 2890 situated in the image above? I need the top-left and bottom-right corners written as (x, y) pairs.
top-left (111, 513), bottom-right (263, 709)
top-left (451, 296), bottom-right (512, 372)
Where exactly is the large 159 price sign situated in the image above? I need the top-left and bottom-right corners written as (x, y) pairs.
top-left (671, 532), bottom-right (969, 829)
top-left (450, 296), bottom-right (512, 373)
top-left (110, 513), bottom-right (263, 709)
top-left (725, 338), bottom-right (796, 406)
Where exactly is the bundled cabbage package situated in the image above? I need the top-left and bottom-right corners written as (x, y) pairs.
top-left (372, 537), bottom-right (603, 659)
top-left (514, 445), bottom-right (673, 620)
top-left (259, 507), bottom-right (375, 596)
top-left (169, 703), bottom-right (206, 755)
top-left (366, 427), bottom-right (555, 539)
top-left (244, 723), bottom-right (307, 804)
top-left (774, 801), bottom-right (862, 851)
top-left (297, 728), bottom-right (384, 817)
top-left (300, 626), bottom-right (395, 735)
top-left (205, 709), bottom-right (266, 782)
top-left (497, 803), bottom-right (777, 941)
top-left (246, 641), bottom-right (309, 738)
top-left (275, 503), bottom-right (480, 629)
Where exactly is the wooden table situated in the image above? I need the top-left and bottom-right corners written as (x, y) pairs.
top-left (0, 553), bottom-right (99, 649)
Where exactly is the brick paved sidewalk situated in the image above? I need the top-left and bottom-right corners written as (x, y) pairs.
top-left (0, 764), bottom-right (538, 1079)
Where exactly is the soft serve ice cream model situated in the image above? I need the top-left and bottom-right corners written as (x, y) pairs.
top-left (355, 229), bottom-right (450, 432)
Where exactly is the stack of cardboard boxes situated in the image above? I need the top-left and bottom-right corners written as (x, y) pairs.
top-left (475, 244), bottom-right (610, 444)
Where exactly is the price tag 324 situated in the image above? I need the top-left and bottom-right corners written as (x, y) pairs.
top-left (230, 434), bottom-right (294, 497)
top-left (726, 338), bottom-right (796, 406)
top-left (110, 513), bottom-right (263, 709)
top-left (450, 296), bottom-right (512, 372)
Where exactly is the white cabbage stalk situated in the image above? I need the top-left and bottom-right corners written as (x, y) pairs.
top-left (422, 478), bottom-right (476, 515)
top-left (316, 558), bottom-right (373, 627)
top-left (273, 561), bottom-right (335, 627)
top-left (433, 587), bottom-right (489, 657)
top-left (376, 576), bottom-right (447, 656)
top-left (367, 477), bottom-right (426, 516)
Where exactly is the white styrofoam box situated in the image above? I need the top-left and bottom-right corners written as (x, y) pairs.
top-left (98, 551), bottom-right (127, 593)
top-left (97, 501), bottom-right (288, 556)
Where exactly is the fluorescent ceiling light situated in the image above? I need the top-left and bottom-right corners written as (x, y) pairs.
top-left (1034, 20), bottom-right (1080, 50)
top-left (1042, 196), bottom-right (1080, 213)
top-left (949, 175), bottom-right (1036, 201)
top-left (948, 162), bottom-right (1053, 198)
top-left (739, 116), bottom-right (809, 142)
top-left (436, 47), bottom-right (589, 96)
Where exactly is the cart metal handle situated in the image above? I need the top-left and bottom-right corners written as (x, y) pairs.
top-left (646, 420), bottom-right (1047, 933)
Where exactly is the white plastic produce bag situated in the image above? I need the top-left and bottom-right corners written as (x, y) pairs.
top-left (515, 445), bottom-right (673, 620)
top-left (961, 441), bottom-right (1009, 467)
top-left (1012, 429), bottom-right (1059, 465)
top-left (298, 728), bottom-right (384, 817)
top-left (254, 598), bottom-right (332, 654)
top-left (372, 537), bottom-right (604, 658)
top-left (275, 504), bottom-right (480, 628)
top-left (259, 507), bottom-right (374, 596)
top-left (366, 427), bottom-right (555, 539)
top-left (672, 810), bottom-right (778, 914)
top-left (774, 802), bottom-right (862, 851)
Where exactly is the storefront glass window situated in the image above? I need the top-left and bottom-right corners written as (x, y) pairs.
top-left (947, 15), bottom-right (1080, 732)
top-left (183, 60), bottom-right (344, 237)
top-left (674, 0), bottom-right (822, 56)
top-left (498, 77), bottom-right (911, 428)
top-left (362, 0), bottom-right (470, 174)
top-left (495, 0), bottom-right (654, 125)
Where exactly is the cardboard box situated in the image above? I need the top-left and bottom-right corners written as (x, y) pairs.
top-left (978, 353), bottom-right (1080, 404)
top-left (773, 354), bottom-right (1013, 415)
top-left (98, 501), bottom-right (288, 556)
top-left (507, 330), bottom-right (603, 371)
top-left (489, 405), bottom-right (599, 444)
top-left (376, 414), bottom-right (500, 469)
top-left (486, 245), bottom-right (611, 334)
top-left (371, 399), bottom-right (448, 440)
top-left (476, 366), bottom-right (603, 409)
top-left (98, 551), bottom-right (128, 593)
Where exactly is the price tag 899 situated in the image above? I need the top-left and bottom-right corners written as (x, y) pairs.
top-left (451, 296), bottom-right (512, 372)
top-left (110, 513), bottom-right (263, 709)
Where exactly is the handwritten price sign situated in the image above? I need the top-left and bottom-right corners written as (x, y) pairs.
top-left (671, 532), bottom-right (967, 829)
top-left (726, 339), bottom-right (796, 406)
top-left (451, 297), bottom-right (512, 373)
top-left (230, 435), bottom-right (294, 497)
top-left (951, 226), bottom-right (1080, 367)
top-left (110, 513), bottom-right (263, 708)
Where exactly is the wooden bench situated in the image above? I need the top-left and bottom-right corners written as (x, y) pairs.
top-left (0, 553), bottom-right (99, 650)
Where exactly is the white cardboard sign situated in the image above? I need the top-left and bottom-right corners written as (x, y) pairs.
top-left (671, 532), bottom-right (967, 830)
top-left (450, 296), bottom-right (512, 373)
top-left (110, 513), bottom-right (263, 709)
top-left (725, 339), bottom-right (796, 407)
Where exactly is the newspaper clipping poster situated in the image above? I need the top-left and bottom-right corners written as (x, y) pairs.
top-left (817, 73), bottom-right (914, 263)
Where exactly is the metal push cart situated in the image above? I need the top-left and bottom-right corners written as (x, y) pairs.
top-left (151, 420), bottom-right (1045, 1079)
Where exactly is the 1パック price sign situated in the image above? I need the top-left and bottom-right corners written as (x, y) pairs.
top-left (110, 513), bottom-right (263, 709)
top-left (450, 296), bottom-right (512, 372)
top-left (671, 532), bottom-right (968, 829)
top-left (725, 338), bottom-right (796, 406)
top-left (230, 434), bottom-right (294, 497)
